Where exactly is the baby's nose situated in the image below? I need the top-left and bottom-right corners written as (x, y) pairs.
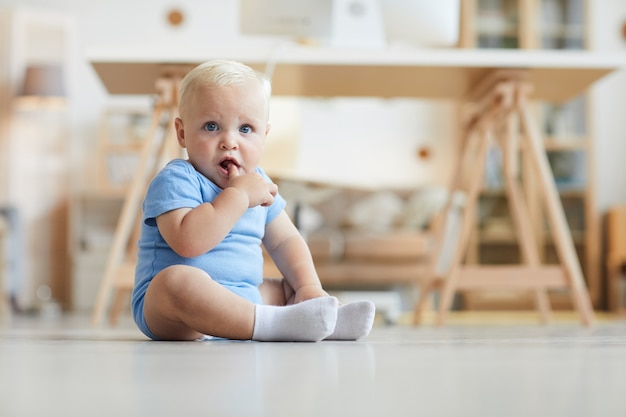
top-left (220, 133), bottom-right (238, 150)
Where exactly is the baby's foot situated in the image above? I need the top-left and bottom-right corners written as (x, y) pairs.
top-left (324, 300), bottom-right (375, 341)
top-left (252, 297), bottom-right (338, 342)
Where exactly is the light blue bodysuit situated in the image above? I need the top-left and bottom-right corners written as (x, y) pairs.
top-left (131, 159), bottom-right (286, 340)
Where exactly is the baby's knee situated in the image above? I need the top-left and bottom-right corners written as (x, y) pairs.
top-left (149, 265), bottom-right (210, 301)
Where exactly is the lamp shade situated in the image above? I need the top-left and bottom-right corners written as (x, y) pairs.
top-left (21, 64), bottom-right (65, 97)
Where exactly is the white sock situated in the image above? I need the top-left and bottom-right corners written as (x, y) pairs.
top-left (252, 297), bottom-right (338, 342)
top-left (324, 300), bottom-right (376, 341)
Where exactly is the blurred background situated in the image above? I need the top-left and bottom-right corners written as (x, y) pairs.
top-left (1, 0), bottom-right (626, 322)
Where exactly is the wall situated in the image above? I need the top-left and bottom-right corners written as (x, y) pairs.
top-left (0, 0), bottom-right (461, 309)
top-left (2, 1), bottom-right (626, 306)
top-left (0, 8), bottom-right (80, 308)
top-left (1, 0), bottom-right (622, 199)
top-left (1, 0), bottom-right (456, 193)
top-left (589, 0), bottom-right (626, 212)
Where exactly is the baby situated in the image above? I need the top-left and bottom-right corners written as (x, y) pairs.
top-left (131, 59), bottom-right (375, 341)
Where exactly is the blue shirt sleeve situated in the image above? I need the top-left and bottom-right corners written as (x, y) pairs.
top-left (143, 160), bottom-right (206, 227)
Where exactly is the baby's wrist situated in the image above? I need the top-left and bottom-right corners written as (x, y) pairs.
top-left (295, 283), bottom-right (326, 297)
top-left (295, 283), bottom-right (323, 291)
top-left (224, 186), bottom-right (249, 207)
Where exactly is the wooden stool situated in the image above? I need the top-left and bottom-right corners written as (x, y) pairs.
top-left (606, 206), bottom-right (626, 312)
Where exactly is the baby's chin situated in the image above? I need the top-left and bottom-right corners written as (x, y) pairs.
top-left (213, 175), bottom-right (230, 189)
top-left (194, 167), bottom-right (228, 189)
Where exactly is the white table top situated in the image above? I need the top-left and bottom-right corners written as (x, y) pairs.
top-left (89, 44), bottom-right (626, 102)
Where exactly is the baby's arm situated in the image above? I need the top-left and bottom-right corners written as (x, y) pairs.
top-left (263, 211), bottom-right (329, 304)
top-left (157, 168), bottom-right (277, 258)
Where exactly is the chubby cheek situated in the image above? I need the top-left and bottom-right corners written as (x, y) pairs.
top-left (186, 146), bottom-right (217, 174)
top-left (190, 141), bottom-right (216, 160)
top-left (243, 142), bottom-right (265, 167)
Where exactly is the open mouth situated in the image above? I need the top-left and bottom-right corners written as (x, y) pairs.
top-left (219, 157), bottom-right (240, 172)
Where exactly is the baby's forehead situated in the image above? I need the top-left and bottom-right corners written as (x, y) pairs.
top-left (196, 79), bottom-right (265, 98)
top-left (184, 82), bottom-right (269, 116)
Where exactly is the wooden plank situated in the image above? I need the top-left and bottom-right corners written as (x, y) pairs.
top-left (89, 48), bottom-right (624, 101)
top-left (456, 265), bottom-right (568, 289)
top-left (607, 206), bottom-right (626, 311)
top-left (316, 262), bottom-right (431, 286)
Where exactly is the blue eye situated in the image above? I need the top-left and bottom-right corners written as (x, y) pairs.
top-left (204, 122), bottom-right (218, 131)
top-left (240, 125), bottom-right (252, 134)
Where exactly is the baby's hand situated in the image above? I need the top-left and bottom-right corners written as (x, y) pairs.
top-left (227, 165), bottom-right (277, 208)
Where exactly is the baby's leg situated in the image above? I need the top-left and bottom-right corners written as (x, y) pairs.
top-left (143, 266), bottom-right (337, 342)
top-left (143, 265), bottom-right (256, 341)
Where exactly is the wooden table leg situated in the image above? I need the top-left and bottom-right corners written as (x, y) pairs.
top-left (437, 124), bottom-right (492, 325)
top-left (518, 93), bottom-right (594, 326)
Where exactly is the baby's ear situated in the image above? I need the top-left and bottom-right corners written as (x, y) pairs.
top-left (174, 117), bottom-right (186, 147)
top-left (265, 123), bottom-right (271, 136)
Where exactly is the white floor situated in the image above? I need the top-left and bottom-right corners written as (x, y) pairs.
top-left (2, 312), bottom-right (626, 417)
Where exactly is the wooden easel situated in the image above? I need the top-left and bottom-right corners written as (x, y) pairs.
top-left (414, 69), bottom-right (595, 326)
top-left (91, 74), bottom-right (183, 325)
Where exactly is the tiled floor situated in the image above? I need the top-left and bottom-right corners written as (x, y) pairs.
top-left (2, 312), bottom-right (626, 417)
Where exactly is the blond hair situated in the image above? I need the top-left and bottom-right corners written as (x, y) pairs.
top-left (178, 59), bottom-right (271, 119)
